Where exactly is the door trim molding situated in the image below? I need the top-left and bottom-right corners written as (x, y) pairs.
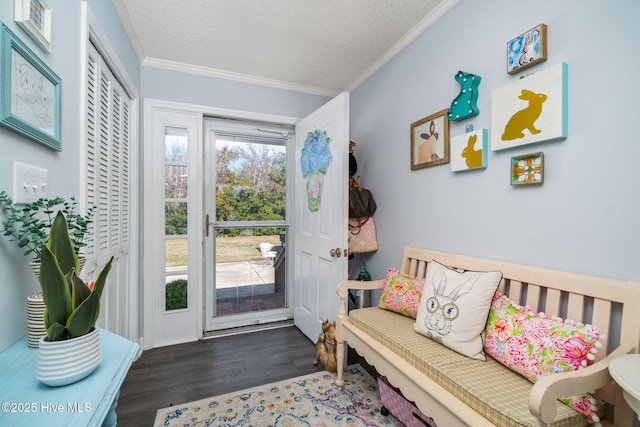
top-left (143, 98), bottom-right (301, 349)
top-left (144, 98), bottom-right (301, 125)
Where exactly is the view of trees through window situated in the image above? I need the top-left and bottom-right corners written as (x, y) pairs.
top-left (212, 138), bottom-right (289, 318)
top-left (164, 137), bottom-right (287, 237)
top-left (214, 139), bottom-right (286, 237)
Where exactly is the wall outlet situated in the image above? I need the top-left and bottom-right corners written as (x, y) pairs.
top-left (13, 162), bottom-right (48, 204)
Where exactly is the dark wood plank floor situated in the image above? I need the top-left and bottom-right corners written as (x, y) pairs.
top-left (117, 325), bottom-right (325, 426)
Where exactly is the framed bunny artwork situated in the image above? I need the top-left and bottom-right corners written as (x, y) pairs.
top-left (410, 108), bottom-right (450, 170)
top-left (491, 62), bottom-right (567, 151)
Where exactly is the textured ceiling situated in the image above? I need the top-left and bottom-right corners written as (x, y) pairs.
top-left (112, 0), bottom-right (459, 95)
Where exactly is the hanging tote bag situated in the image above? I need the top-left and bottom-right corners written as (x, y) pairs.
top-left (349, 178), bottom-right (377, 218)
top-left (348, 216), bottom-right (378, 253)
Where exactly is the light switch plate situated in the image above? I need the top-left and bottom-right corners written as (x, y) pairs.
top-left (13, 162), bottom-right (48, 204)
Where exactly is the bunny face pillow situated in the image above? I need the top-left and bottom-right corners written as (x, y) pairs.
top-left (414, 261), bottom-right (502, 360)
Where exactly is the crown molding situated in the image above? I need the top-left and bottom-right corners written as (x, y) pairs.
top-left (114, 0), bottom-right (459, 97)
top-left (142, 57), bottom-right (339, 97)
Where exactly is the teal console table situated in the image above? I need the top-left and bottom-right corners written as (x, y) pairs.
top-left (0, 329), bottom-right (138, 426)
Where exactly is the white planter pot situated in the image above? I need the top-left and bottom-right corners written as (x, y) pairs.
top-left (37, 328), bottom-right (102, 387)
top-left (27, 293), bottom-right (46, 348)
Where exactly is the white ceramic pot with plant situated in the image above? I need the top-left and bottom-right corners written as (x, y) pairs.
top-left (36, 211), bottom-right (113, 387)
top-left (0, 191), bottom-right (94, 347)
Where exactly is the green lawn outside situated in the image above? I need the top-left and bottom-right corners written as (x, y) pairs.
top-left (165, 235), bottom-right (282, 266)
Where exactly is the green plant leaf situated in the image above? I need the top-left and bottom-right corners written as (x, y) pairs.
top-left (68, 270), bottom-right (90, 311)
top-left (92, 256), bottom-right (114, 298)
top-left (43, 307), bottom-right (50, 329)
top-left (66, 292), bottom-right (100, 338)
top-left (46, 212), bottom-right (79, 276)
top-left (39, 246), bottom-right (72, 328)
top-left (46, 322), bottom-right (67, 341)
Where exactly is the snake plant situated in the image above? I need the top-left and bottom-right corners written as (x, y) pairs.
top-left (40, 211), bottom-right (113, 341)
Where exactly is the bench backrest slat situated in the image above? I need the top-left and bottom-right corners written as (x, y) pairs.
top-left (592, 298), bottom-right (613, 362)
top-left (544, 288), bottom-right (561, 318)
top-left (509, 280), bottom-right (524, 304)
top-left (567, 293), bottom-right (584, 324)
top-left (399, 246), bottom-right (640, 359)
top-left (525, 285), bottom-right (541, 310)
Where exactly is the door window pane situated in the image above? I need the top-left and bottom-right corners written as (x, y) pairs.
top-left (215, 140), bottom-right (286, 222)
top-left (165, 236), bottom-right (187, 311)
top-left (164, 127), bottom-right (188, 163)
top-left (214, 227), bottom-right (287, 317)
top-left (165, 165), bottom-right (188, 198)
top-left (165, 202), bottom-right (187, 236)
top-left (165, 278), bottom-right (187, 311)
top-left (206, 119), bottom-right (293, 331)
top-left (164, 127), bottom-right (188, 311)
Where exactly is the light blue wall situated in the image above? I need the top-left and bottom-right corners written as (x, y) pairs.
top-left (0, 0), bottom-right (140, 351)
top-left (351, 0), bottom-right (640, 281)
top-left (142, 66), bottom-right (329, 118)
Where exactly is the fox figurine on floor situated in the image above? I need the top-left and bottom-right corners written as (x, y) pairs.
top-left (313, 319), bottom-right (337, 372)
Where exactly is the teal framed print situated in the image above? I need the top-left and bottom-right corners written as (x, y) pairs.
top-left (1, 22), bottom-right (61, 151)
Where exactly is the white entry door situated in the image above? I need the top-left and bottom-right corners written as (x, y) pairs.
top-left (143, 104), bottom-right (202, 349)
top-left (293, 92), bottom-right (350, 341)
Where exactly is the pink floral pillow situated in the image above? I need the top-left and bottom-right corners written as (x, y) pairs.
top-left (377, 268), bottom-right (424, 318)
top-left (484, 293), bottom-right (603, 423)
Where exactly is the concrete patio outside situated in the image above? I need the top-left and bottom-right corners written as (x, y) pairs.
top-left (215, 260), bottom-right (275, 289)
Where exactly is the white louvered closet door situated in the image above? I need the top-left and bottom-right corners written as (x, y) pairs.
top-left (85, 41), bottom-right (133, 340)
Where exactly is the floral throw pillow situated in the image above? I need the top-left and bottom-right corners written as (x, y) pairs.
top-left (377, 268), bottom-right (425, 318)
top-left (484, 293), bottom-right (603, 424)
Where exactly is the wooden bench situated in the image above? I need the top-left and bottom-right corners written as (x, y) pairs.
top-left (335, 246), bottom-right (640, 426)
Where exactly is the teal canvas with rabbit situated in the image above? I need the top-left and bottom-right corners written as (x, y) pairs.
top-left (490, 62), bottom-right (567, 151)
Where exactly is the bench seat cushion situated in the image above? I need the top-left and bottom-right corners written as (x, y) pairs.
top-left (349, 307), bottom-right (589, 427)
